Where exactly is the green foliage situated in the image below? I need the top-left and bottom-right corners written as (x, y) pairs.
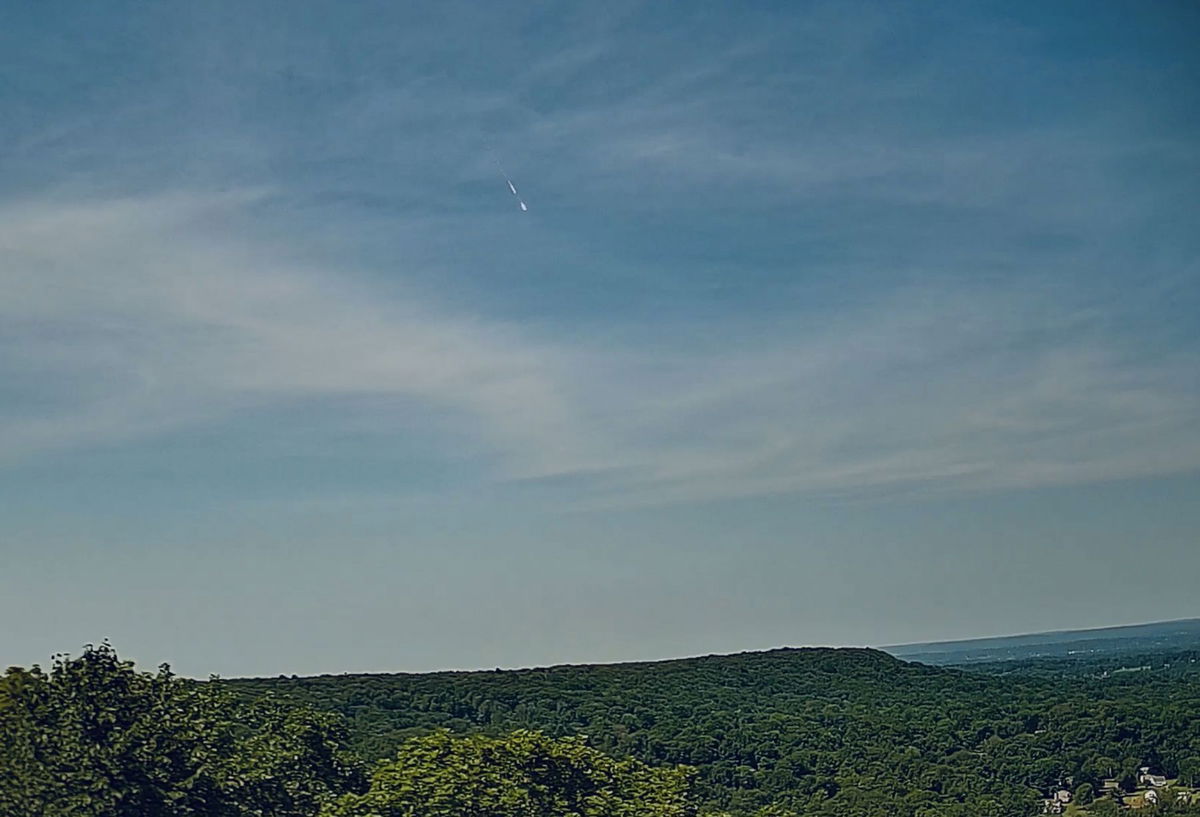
top-left (324, 729), bottom-right (695, 817)
top-left (0, 643), bottom-right (365, 817)
top-left (8, 643), bottom-right (1200, 817)
top-left (1074, 782), bottom-right (1094, 805)
top-left (227, 647), bottom-right (1200, 817)
top-left (1180, 757), bottom-right (1200, 787)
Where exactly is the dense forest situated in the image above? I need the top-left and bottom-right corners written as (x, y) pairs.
top-left (952, 649), bottom-right (1200, 680)
top-left (224, 647), bottom-right (1200, 816)
top-left (4, 643), bottom-right (1200, 816)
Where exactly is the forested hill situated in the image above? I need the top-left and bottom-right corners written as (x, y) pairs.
top-left (887, 618), bottom-right (1200, 665)
top-left (226, 647), bottom-right (1200, 816)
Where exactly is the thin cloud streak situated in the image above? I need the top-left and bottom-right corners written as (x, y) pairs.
top-left (3, 192), bottom-right (1197, 508)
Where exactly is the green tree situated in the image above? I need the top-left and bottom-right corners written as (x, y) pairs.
top-left (1074, 782), bottom-right (1094, 805)
top-left (0, 643), bottom-right (364, 817)
top-left (324, 729), bottom-right (696, 817)
top-left (224, 645), bottom-right (1200, 817)
top-left (1119, 760), bottom-right (1142, 794)
top-left (1179, 757), bottom-right (1200, 788)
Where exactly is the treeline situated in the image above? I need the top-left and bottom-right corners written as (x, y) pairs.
top-left (225, 647), bottom-right (1200, 816)
top-left (5, 643), bottom-right (1200, 816)
top-left (953, 648), bottom-right (1200, 680)
top-left (0, 645), bottom-right (691, 817)
top-left (0, 645), bottom-right (365, 816)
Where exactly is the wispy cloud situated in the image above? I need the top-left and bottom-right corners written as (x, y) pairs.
top-left (3, 192), bottom-right (1197, 508)
top-left (552, 279), bottom-right (1199, 508)
top-left (0, 193), bottom-right (600, 478)
top-left (3, 0), bottom-right (1197, 509)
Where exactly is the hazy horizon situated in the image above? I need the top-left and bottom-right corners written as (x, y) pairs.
top-left (3, 1), bottom-right (1198, 678)
top-left (11, 611), bottom-right (1200, 681)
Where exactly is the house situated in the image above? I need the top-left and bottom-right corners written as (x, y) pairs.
top-left (1042, 789), bottom-right (1072, 814)
top-left (1138, 768), bottom-right (1168, 788)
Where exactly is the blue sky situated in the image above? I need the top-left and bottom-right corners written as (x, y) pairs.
top-left (2, 1), bottom-right (1198, 677)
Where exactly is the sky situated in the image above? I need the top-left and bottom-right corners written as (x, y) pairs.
top-left (2, 1), bottom-right (1198, 678)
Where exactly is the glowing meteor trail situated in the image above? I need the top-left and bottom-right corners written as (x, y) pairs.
top-left (490, 149), bottom-right (528, 212)
top-left (503, 173), bottom-right (527, 212)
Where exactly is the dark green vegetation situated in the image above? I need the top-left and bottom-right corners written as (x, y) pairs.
top-left (5, 643), bottom-right (1200, 816)
top-left (325, 730), bottom-right (693, 817)
top-left (0, 645), bottom-right (692, 817)
top-left (227, 647), bottom-right (1200, 817)
top-left (954, 649), bottom-right (1200, 681)
top-left (0, 644), bottom-right (366, 816)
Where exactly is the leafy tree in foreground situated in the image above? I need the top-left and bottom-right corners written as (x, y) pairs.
top-left (0, 643), bottom-right (365, 817)
top-left (323, 729), bottom-right (697, 817)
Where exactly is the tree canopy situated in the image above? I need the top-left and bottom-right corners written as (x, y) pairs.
top-left (228, 647), bottom-right (1200, 817)
top-left (6, 643), bottom-right (1200, 816)
top-left (0, 643), bottom-right (365, 817)
top-left (326, 729), bottom-right (695, 817)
